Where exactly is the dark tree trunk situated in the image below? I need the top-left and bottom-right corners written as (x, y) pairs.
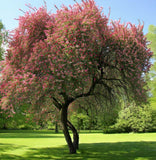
top-left (61, 106), bottom-right (76, 154)
top-left (67, 120), bottom-right (79, 149)
top-left (55, 121), bottom-right (58, 133)
top-left (3, 121), bottom-right (7, 129)
top-left (2, 124), bottom-right (7, 129)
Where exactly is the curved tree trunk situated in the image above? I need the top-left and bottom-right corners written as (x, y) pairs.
top-left (67, 120), bottom-right (79, 150)
top-left (61, 106), bottom-right (76, 154)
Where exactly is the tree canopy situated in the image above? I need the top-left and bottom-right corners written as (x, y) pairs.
top-left (0, 0), bottom-right (153, 153)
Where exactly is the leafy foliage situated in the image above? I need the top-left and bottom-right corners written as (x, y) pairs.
top-left (112, 104), bottom-right (154, 133)
top-left (0, 21), bottom-right (4, 61)
top-left (70, 112), bottom-right (89, 130)
top-left (147, 25), bottom-right (156, 56)
top-left (147, 25), bottom-right (156, 97)
top-left (0, 21), bottom-right (7, 61)
top-left (69, 95), bottom-right (119, 131)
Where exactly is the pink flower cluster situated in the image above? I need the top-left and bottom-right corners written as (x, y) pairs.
top-left (0, 0), bottom-right (152, 116)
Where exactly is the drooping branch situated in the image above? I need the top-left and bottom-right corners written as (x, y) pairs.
top-left (72, 77), bottom-right (97, 101)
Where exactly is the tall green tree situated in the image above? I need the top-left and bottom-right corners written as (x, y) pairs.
top-left (0, 20), bottom-right (6, 61)
top-left (0, 0), bottom-right (152, 153)
top-left (146, 25), bottom-right (156, 131)
top-left (147, 25), bottom-right (156, 56)
top-left (0, 21), bottom-right (4, 61)
top-left (0, 21), bottom-right (6, 128)
top-left (147, 25), bottom-right (156, 97)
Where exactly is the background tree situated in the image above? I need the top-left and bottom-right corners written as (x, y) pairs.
top-left (147, 25), bottom-right (156, 56)
top-left (146, 25), bottom-right (156, 130)
top-left (0, 0), bottom-right (152, 154)
top-left (0, 21), bottom-right (7, 128)
top-left (147, 25), bottom-right (156, 97)
top-left (0, 20), bottom-right (7, 61)
top-left (69, 95), bottom-right (119, 131)
top-left (0, 21), bottom-right (4, 61)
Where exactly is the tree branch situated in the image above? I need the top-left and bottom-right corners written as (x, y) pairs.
top-left (52, 97), bottom-right (62, 110)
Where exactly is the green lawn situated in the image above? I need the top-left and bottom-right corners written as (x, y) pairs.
top-left (0, 130), bottom-right (156, 160)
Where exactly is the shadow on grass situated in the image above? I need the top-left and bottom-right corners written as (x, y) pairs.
top-left (0, 143), bottom-right (25, 152)
top-left (0, 141), bottom-right (156, 160)
top-left (0, 143), bottom-right (26, 160)
top-left (0, 130), bottom-right (64, 138)
top-left (0, 130), bottom-right (104, 138)
top-left (0, 130), bottom-right (58, 134)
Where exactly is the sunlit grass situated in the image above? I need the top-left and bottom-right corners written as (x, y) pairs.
top-left (0, 130), bottom-right (156, 160)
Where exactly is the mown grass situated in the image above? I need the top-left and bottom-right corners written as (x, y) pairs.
top-left (0, 130), bottom-right (156, 160)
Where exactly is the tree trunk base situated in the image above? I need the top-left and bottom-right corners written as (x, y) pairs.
top-left (61, 106), bottom-right (78, 154)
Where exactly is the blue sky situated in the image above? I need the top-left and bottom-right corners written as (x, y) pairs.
top-left (0, 0), bottom-right (156, 34)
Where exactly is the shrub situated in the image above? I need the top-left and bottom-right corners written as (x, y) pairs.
top-left (112, 104), bottom-right (154, 133)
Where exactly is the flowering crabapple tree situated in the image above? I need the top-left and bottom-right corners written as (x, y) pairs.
top-left (0, 0), bottom-right (153, 153)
